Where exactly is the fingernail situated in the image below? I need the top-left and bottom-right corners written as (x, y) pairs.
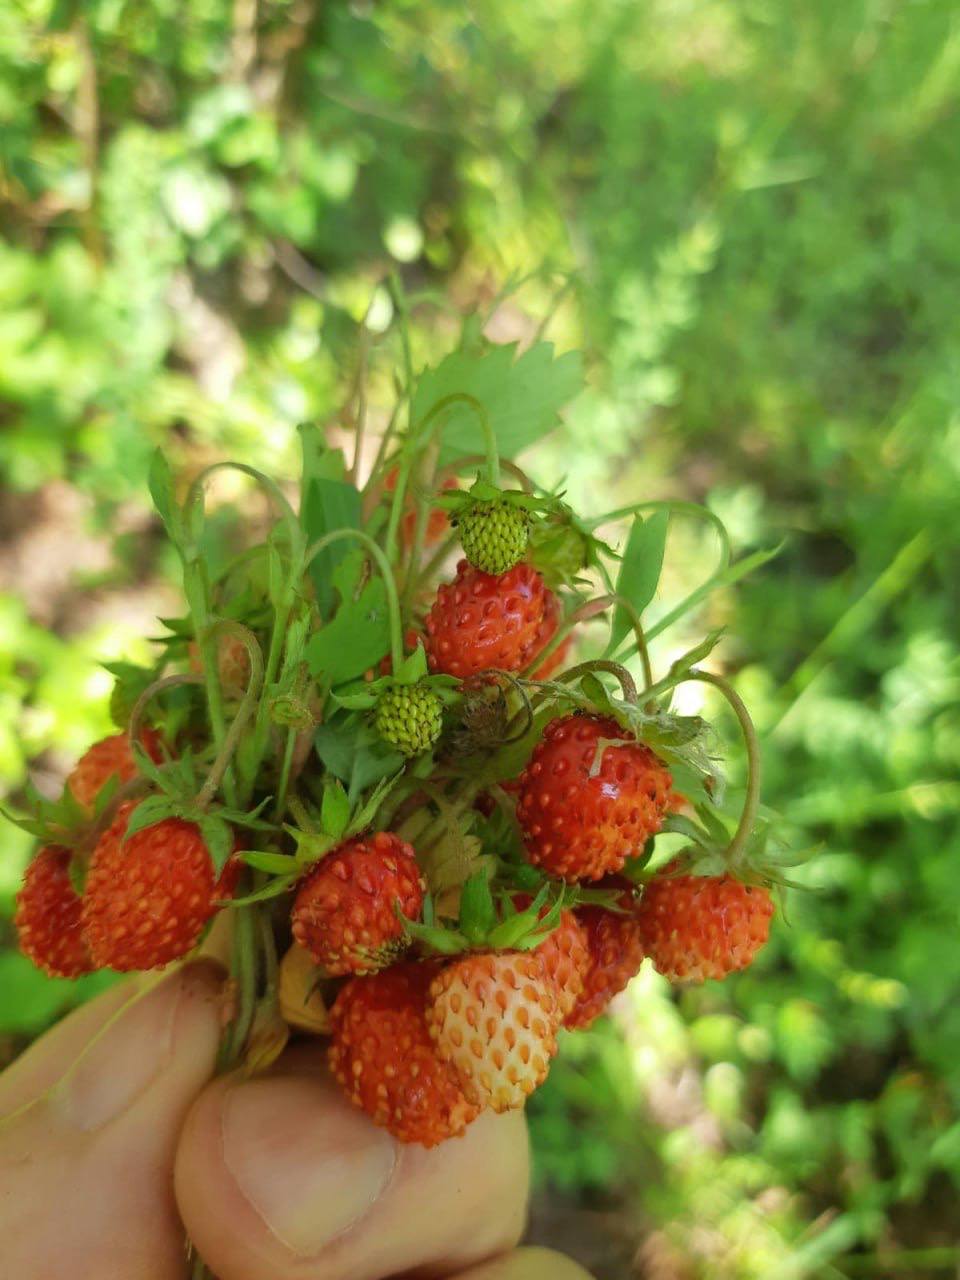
top-left (55, 959), bottom-right (225, 1132)
top-left (222, 1075), bottom-right (397, 1256)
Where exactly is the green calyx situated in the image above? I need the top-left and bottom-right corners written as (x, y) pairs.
top-left (438, 477), bottom-right (559, 576)
top-left (457, 499), bottom-right (531, 575)
top-left (375, 682), bottom-right (444, 757)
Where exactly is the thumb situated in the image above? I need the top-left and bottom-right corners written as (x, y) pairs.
top-left (0, 960), bottom-right (225, 1280)
top-left (176, 1049), bottom-right (530, 1280)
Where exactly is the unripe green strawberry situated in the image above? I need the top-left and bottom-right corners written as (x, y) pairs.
top-left (456, 500), bottom-right (530, 575)
top-left (375, 683), bottom-right (443, 757)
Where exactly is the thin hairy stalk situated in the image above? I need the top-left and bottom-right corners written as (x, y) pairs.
top-left (385, 393), bottom-right (499, 566)
top-left (272, 726), bottom-right (298, 821)
top-left (348, 297), bottom-right (375, 484)
top-left (686, 669), bottom-right (761, 868)
top-left (194, 624), bottom-right (265, 811)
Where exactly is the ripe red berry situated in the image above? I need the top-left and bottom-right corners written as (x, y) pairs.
top-left (291, 832), bottom-right (424, 976)
top-left (425, 560), bottom-right (553, 679)
top-left (513, 896), bottom-right (589, 1020)
top-left (15, 846), bottom-right (94, 978)
top-left (329, 962), bottom-right (480, 1147)
top-left (564, 903), bottom-right (646, 1030)
top-left (516, 714), bottom-right (673, 882)
top-left (67, 729), bottom-right (163, 811)
top-left (81, 802), bottom-right (239, 971)
top-left (634, 868), bottom-right (774, 983)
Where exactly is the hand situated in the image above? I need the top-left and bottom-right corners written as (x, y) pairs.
top-left (0, 960), bottom-right (591, 1280)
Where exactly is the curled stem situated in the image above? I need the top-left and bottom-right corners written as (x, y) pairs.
top-left (385, 393), bottom-right (499, 565)
top-left (304, 529), bottom-right (405, 669)
top-left (184, 462), bottom-right (300, 538)
top-left (128, 673), bottom-right (203, 763)
top-left (194, 623), bottom-right (265, 811)
top-left (578, 594), bottom-right (654, 691)
top-left (685, 669), bottom-right (762, 868)
top-left (554, 659), bottom-right (639, 706)
top-left (440, 455), bottom-right (534, 494)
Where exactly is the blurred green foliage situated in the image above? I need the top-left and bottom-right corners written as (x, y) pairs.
top-left (2, 1), bottom-right (958, 1275)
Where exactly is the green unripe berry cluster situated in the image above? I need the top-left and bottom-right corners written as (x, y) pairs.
top-left (457, 500), bottom-right (530, 576)
top-left (375, 683), bottom-right (444, 757)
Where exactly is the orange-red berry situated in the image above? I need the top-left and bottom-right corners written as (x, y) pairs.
top-left (564, 903), bottom-right (646, 1030)
top-left (291, 833), bottom-right (424, 976)
top-left (516, 713), bottom-right (673, 881)
top-left (634, 868), bottom-right (774, 983)
top-left (67, 729), bottom-right (163, 811)
top-left (82, 802), bottom-right (239, 971)
top-left (425, 559), bottom-right (553, 679)
top-left (329, 962), bottom-right (480, 1147)
top-left (15, 846), bottom-right (94, 979)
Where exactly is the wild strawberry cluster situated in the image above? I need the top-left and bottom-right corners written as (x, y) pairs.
top-left (10, 334), bottom-right (791, 1152)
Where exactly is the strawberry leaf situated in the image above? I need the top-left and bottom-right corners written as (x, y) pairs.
top-left (305, 550), bottom-right (391, 684)
top-left (410, 340), bottom-right (583, 464)
top-left (300, 442), bottom-right (362, 613)
top-left (610, 510), bottom-right (670, 649)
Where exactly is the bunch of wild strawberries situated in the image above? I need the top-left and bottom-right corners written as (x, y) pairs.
top-left (11, 364), bottom-right (783, 1150)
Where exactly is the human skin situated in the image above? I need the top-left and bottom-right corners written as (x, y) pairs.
top-left (0, 961), bottom-right (592, 1280)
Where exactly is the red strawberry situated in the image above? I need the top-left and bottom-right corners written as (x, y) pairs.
top-left (634, 867), bottom-right (774, 982)
top-left (513, 896), bottom-right (589, 1020)
top-left (291, 832), bottom-right (424, 976)
top-left (427, 950), bottom-right (560, 1112)
top-left (564, 902), bottom-right (646, 1030)
top-left (425, 559), bottom-right (553, 679)
top-left (15, 846), bottom-right (94, 979)
top-left (329, 961), bottom-right (480, 1147)
top-left (67, 729), bottom-right (163, 811)
top-left (81, 802), bottom-right (239, 971)
top-left (516, 713), bottom-right (673, 881)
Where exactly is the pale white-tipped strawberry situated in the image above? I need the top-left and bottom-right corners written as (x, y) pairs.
top-left (426, 950), bottom-right (561, 1113)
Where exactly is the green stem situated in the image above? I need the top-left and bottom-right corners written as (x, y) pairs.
top-left (220, 900), bottom-right (259, 1069)
top-left (413, 531), bottom-right (459, 591)
top-left (185, 461), bottom-right (300, 535)
top-left (273, 726), bottom-right (298, 821)
top-left (440, 455), bottom-right (534, 494)
top-left (304, 528), bottom-right (405, 670)
top-left (686, 670), bottom-right (762, 868)
top-left (400, 438), bottom-right (441, 612)
top-left (183, 562), bottom-right (230, 797)
top-left (385, 393), bottom-right (499, 566)
top-left (554, 659), bottom-right (639, 706)
top-left (194, 624), bottom-right (265, 811)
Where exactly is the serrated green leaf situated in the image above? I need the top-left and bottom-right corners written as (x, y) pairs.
top-left (321, 780), bottom-right (351, 839)
top-left (410, 341), bottom-right (583, 464)
top-left (611, 510), bottom-right (670, 649)
top-left (197, 815), bottom-right (234, 874)
top-left (314, 719), bottom-right (405, 799)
